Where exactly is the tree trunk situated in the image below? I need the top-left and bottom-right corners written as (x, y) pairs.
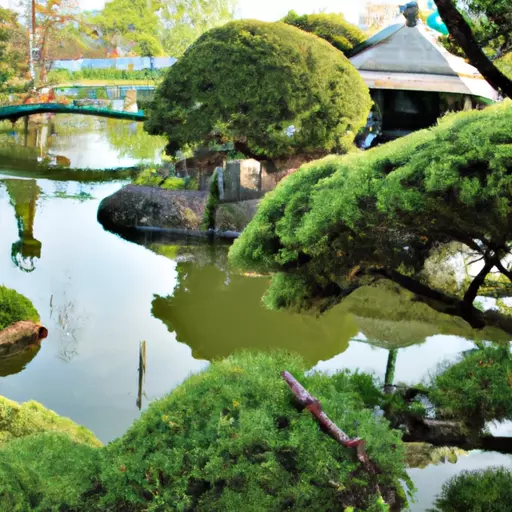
top-left (433, 0), bottom-right (512, 99)
top-left (462, 257), bottom-right (495, 306)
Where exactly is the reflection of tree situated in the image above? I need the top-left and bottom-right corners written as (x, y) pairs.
top-left (2, 179), bottom-right (42, 273)
top-left (151, 252), bottom-right (358, 366)
top-left (105, 119), bottom-right (166, 161)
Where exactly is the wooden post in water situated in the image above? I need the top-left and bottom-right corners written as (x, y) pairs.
top-left (137, 340), bottom-right (147, 410)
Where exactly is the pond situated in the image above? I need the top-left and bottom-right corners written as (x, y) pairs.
top-left (0, 114), bottom-right (511, 511)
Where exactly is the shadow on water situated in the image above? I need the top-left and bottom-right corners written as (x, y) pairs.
top-left (143, 240), bottom-right (512, 367)
top-left (0, 346), bottom-right (41, 377)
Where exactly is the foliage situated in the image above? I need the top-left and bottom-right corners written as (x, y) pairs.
top-left (98, 351), bottom-right (410, 510)
top-left (429, 345), bottom-right (512, 429)
top-left (161, 0), bottom-right (237, 57)
top-left (146, 20), bottom-right (371, 162)
top-left (0, 433), bottom-right (102, 512)
top-left (66, 68), bottom-right (165, 81)
top-left (282, 11), bottom-right (365, 55)
top-left (132, 167), bottom-right (198, 190)
top-left (431, 466), bottom-right (512, 512)
top-left (132, 33), bottom-right (165, 57)
top-left (0, 8), bottom-right (27, 89)
top-left (229, 102), bottom-right (512, 319)
top-left (0, 395), bottom-right (102, 447)
top-left (0, 286), bottom-right (39, 330)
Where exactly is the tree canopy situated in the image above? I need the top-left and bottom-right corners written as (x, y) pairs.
top-left (145, 20), bottom-right (371, 163)
top-left (0, 8), bottom-right (27, 89)
top-left (282, 11), bottom-right (365, 55)
top-left (229, 102), bottom-right (512, 331)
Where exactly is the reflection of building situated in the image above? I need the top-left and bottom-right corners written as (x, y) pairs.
top-left (350, 14), bottom-right (499, 145)
top-left (3, 179), bottom-right (42, 273)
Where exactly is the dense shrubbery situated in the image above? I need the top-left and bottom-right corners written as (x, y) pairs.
top-left (146, 20), bottom-right (371, 162)
top-left (0, 286), bottom-right (39, 330)
top-left (432, 467), bottom-right (512, 512)
top-left (98, 352), bottom-right (409, 510)
top-left (282, 11), bottom-right (365, 54)
top-left (0, 352), bottom-right (411, 510)
top-left (429, 346), bottom-right (512, 430)
top-left (47, 67), bottom-right (166, 83)
top-left (229, 103), bottom-right (512, 321)
top-left (132, 167), bottom-right (198, 190)
top-left (0, 433), bottom-right (102, 512)
top-left (0, 396), bottom-right (101, 447)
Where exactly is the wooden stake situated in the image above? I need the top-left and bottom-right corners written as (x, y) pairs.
top-left (137, 340), bottom-right (147, 410)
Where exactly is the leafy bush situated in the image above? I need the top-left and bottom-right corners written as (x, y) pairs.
top-left (0, 433), bottom-right (102, 512)
top-left (429, 346), bottom-right (512, 429)
top-left (0, 286), bottom-right (39, 330)
top-left (282, 11), bottom-right (365, 54)
top-left (0, 395), bottom-right (101, 447)
top-left (431, 467), bottom-right (512, 512)
top-left (98, 351), bottom-right (410, 511)
top-left (229, 102), bottom-right (512, 316)
top-left (146, 20), bottom-right (371, 162)
top-left (46, 68), bottom-right (73, 84)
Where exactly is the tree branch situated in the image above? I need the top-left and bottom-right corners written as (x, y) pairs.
top-left (433, 0), bottom-right (512, 99)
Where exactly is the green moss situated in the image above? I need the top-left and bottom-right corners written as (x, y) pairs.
top-left (146, 20), bottom-right (371, 160)
top-left (431, 467), bottom-right (512, 512)
top-left (133, 168), bottom-right (199, 190)
top-left (0, 433), bottom-right (102, 512)
top-left (0, 396), bottom-right (102, 447)
top-left (0, 286), bottom-right (39, 330)
top-left (98, 351), bottom-right (410, 510)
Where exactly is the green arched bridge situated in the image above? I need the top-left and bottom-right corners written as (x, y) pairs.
top-left (0, 103), bottom-right (146, 123)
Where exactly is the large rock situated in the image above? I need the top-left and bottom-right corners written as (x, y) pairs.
top-left (97, 185), bottom-right (208, 232)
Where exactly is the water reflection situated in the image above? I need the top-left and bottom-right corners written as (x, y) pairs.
top-left (0, 345), bottom-right (41, 377)
top-left (1, 179), bottom-right (42, 272)
top-left (0, 114), bottom-right (166, 172)
top-left (150, 244), bottom-right (359, 366)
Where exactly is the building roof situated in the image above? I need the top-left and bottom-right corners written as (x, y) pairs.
top-left (349, 22), bottom-right (499, 101)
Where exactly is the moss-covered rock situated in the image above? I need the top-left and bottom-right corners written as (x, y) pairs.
top-left (0, 396), bottom-right (101, 447)
top-left (0, 286), bottom-right (39, 331)
top-left (405, 442), bottom-right (466, 469)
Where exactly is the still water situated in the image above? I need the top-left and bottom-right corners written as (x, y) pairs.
top-left (0, 115), bottom-right (511, 511)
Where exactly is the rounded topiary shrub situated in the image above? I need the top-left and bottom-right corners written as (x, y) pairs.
top-left (282, 11), bottom-right (365, 54)
top-left (99, 351), bottom-right (410, 511)
top-left (432, 467), bottom-right (512, 512)
top-left (429, 346), bottom-right (512, 430)
top-left (146, 20), bottom-right (371, 162)
top-left (0, 433), bottom-right (102, 512)
top-left (0, 286), bottom-right (39, 330)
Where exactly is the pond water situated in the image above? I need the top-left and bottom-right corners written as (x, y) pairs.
top-left (0, 115), bottom-right (511, 511)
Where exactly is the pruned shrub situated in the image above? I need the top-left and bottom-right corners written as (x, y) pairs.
top-left (0, 433), bottom-right (102, 511)
top-left (98, 351), bottom-right (410, 510)
top-left (282, 11), bottom-right (365, 54)
top-left (146, 20), bottom-right (371, 162)
top-left (429, 346), bottom-right (512, 429)
top-left (0, 286), bottom-right (39, 330)
top-left (431, 467), bottom-right (512, 512)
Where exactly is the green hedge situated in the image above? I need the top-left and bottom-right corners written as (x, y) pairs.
top-left (432, 467), bottom-right (512, 512)
top-left (0, 286), bottom-right (39, 330)
top-left (146, 20), bottom-right (371, 161)
top-left (282, 11), bottom-right (366, 54)
top-left (132, 167), bottom-right (199, 190)
top-left (47, 67), bottom-right (166, 83)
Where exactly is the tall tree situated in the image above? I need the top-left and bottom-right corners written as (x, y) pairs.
top-left (433, 0), bottom-right (512, 98)
top-left (0, 8), bottom-right (28, 89)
